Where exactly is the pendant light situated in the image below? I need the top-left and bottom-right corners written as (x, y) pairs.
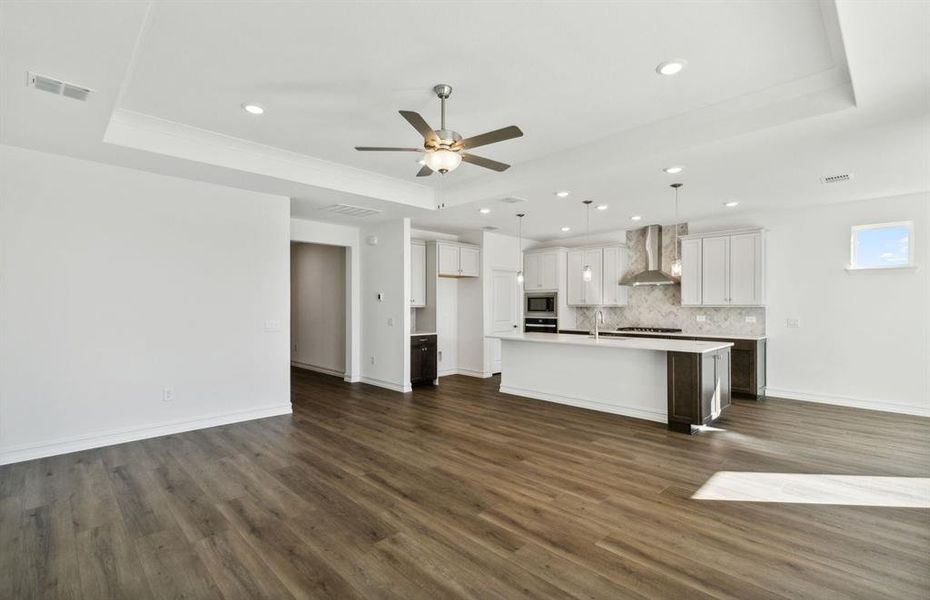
top-left (582, 200), bottom-right (593, 282)
top-left (670, 183), bottom-right (683, 277)
top-left (516, 213), bottom-right (525, 284)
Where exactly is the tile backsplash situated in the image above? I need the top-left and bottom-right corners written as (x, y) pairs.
top-left (570, 223), bottom-right (766, 336)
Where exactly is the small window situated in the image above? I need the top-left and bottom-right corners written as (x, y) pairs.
top-left (849, 221), bottom-right (914, 270)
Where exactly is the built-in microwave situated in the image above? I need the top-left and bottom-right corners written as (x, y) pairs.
top-left (525, 293), bottom-right (557, 318)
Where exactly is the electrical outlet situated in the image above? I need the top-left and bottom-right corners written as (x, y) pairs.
top-left (370, 355), bottom-right (376, 365)
top-left (787, 318), bottom-right (800, 329)
top-left (745, 316), bottom-right (757, 323)
top-left (163, 387), bottom-right (174, 402)
top-left (387, 317), bottom-right (394, 327)
top-left (695, 315), bottom-right (707, 322)
top-left (265, 319), bottom-right (281, 332)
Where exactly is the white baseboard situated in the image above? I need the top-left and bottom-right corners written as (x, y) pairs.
top-left (499, 384), bottom-right (666, 424)
top-left (344, 375), bottom-right (361, 383)
top-left (438, 368), bottom-right (492, 379)
top-left (765, 388), bottom-right (930, 418)
top-left (291, 360), bottom-right (345, 378)
top-left (359, 376), bottom-right (412, 393)
top-left (0, 403), bottom-right (293, 466)
top-left (455, 368), bottom-right (492, 379)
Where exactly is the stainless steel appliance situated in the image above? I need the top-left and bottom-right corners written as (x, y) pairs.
top-left (525, 317), bottom-right (558, 333)
top-left (525, 292), bottom-right (557, 318)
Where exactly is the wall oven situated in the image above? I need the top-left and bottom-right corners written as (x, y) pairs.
top-left (525, 317), bottom-right (558, 334)
top-left (525, 292), bottom-right (557, 318)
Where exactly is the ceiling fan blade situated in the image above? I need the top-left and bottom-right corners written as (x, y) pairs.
top-left (461, 153), bottom-right (510, 172)
top-left (355, 146), bottom-right (423, 152)
top-left (399, 111), bottom-right (439, 144)
top-left (456, 125), bottom-right (523, 150)
top-left (416, 165), bottom-right (433, 177)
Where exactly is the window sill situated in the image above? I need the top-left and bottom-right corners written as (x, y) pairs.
top-left (845, 265), bottom-right (918, 273)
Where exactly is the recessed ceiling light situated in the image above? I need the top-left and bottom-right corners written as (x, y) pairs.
top-left (656, 60), bottom-right (687, 76)
top-left (560, 226), bottom-right (571, 232)
top-left (724, 201), bottom-right (740, 208)
top-left (596, 204), bottom-right (608, 211)
top-left (630, 215), bottom-right (643, 222)
top-left (663, 166), bottom-right (684, 174)
top-left (555, 191), bottom-right (570, 198)
top-left (242, 103), bottom-right (264, 115)
top-left (479, 208), bottom-right (491, 214)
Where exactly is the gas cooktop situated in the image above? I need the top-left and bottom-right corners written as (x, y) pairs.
top-left (617, 327), bottom-right (683, 333)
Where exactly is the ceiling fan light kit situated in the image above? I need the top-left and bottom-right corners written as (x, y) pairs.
top-left (355, 84), bottom-right (523, 177)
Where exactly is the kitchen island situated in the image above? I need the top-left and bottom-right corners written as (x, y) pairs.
top-left (489, 332), bottom-right (733, 433)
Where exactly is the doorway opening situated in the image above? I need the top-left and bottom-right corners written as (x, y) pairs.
top-left (290, 242), bottom-right (347, 378)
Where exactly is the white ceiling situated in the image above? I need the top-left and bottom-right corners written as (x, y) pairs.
top-left (1, 1), bottom-right (928, 241)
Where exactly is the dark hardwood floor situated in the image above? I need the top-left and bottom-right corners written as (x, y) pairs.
top-left (2, 368), bottom-right (928, 599)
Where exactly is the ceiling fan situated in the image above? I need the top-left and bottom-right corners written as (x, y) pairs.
top-left (355, 84), bottom-right (523, 177)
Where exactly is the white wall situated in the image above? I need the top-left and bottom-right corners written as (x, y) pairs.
top-left (290, 217), bottom-right (361, 381)
top-left (690, 192), bottom-right (929, 416)
top-left (290, 243), bottom-right (346, 376)
top-left (360, 219), bottom-right (411, 391)
top-left (0, 145), bottom-right (291, 464)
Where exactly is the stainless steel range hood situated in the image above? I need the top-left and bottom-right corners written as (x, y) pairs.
top-left (620, 225), bottom-right (678, 286)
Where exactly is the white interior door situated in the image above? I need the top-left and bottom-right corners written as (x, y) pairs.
top-left (490, 270), bottom-right (520, 374)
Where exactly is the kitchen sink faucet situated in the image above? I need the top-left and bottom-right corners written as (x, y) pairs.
top-left (593, 309), bottom-right (605, 341)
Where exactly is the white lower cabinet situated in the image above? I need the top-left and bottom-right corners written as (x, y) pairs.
top-left (681, 229), bottom-right (765, 306)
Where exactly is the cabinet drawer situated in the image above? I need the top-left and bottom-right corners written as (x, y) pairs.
top-left (410, 335), bottom-right (437, 347)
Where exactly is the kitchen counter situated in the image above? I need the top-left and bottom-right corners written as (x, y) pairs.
top-left (490, 332), bottom-right (733, 434)
top-left (409, 331), bottom-right (437, 336)
top-left (558, 329), bottom-right (766, 341)
top-left (492, 332), bottom-right (731, 354)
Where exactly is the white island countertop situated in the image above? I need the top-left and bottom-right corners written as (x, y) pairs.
top-left (490, 332), bottom-right (732, 354)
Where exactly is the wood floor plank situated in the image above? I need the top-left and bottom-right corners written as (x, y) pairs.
top-left (76, 521), bottom-right (153, 600)
top-left (0, 367), bottom-right (927, 599)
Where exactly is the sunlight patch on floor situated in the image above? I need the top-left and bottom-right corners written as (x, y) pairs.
top-left (692, 472), bottom-right (930, 507)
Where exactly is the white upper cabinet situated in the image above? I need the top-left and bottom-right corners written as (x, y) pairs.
top-left (566, 248), bottom-right (617, 306)
top-left (729, 232), bottom-right (763, 305)
top-left (438, 243), bottom-right (460, 276)
top-left (680, 238), bottom-right (703, 306)
top-left (539, 252), bottom-right (559, 290)
top-left (459, 245), bottom-right (480, 277)
top-left (437, 242), bottom-right (480, 278)
top-left (701, 236), bottom-right (730, 305)
top-left (680, 229), bottom-right (765, 306)
top-left (522, 250), bottom-right (559, 291)
top-left (601, 246), bottom-right (629, 306)
top-left (566, 250), bottom-right (586, 305)
top-left (582, 249), bottom-right (603, 305)
top-left (410, 241), bottom-right (426, 307)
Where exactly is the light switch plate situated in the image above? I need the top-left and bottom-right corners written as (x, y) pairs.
top-left (787, 318), bottom-right (800, 328)
top-left (264, 319), bottom-right (281, 332)
top-left (696, 315), bottom-right (707, 322)
top-left (745, 316), bottom-right (757, 323)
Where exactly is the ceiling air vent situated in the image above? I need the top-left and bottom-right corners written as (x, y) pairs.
top-left (500, 196), bottom-right (527, 204)
top-left (27, 72), bottom-right (93, 101)
top-left (320, 204), bottom-right (382, 218)
top-left (482, 226), bottom-right (500, 231)
top-left (820, 172), bottom-right (853, 184)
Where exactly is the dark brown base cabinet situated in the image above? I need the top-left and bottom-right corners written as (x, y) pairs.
top-left (667, 347), bottom-right (732, 434)
top-left (618, 333), bottom-right (766, 399)
top-left (410, 334), bottom-right (437, 385)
